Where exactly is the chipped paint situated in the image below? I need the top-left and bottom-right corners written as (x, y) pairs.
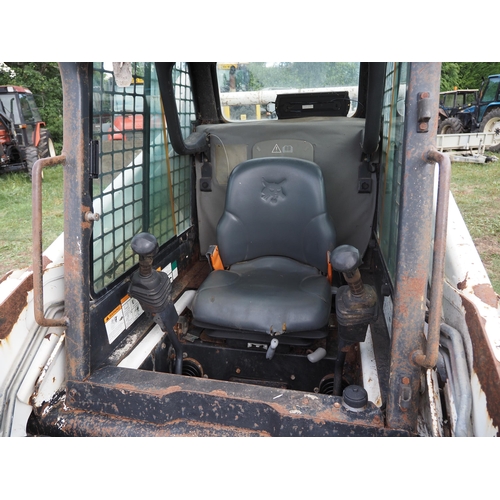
top-left (0, 273), bottom-right (33, 340)
top-left (472, 283), bottom-right (499, 309)
top-left (426, 368), bottom-right (442, 437)
top-left (0, 254), bottom-right (57, 341)
top-left (461, 293), bottom-right (500, 433)
top-left (443, 189), bottom-right (500, 433)
top-left (470, 374), bottom-right (498, 436)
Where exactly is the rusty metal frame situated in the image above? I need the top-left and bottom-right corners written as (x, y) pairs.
top-left (385, 63), bottom-right (443, 433)
top-left (58, 63), bottom-right (94, 382)
top-left (34, 365), bottom-right (409, 437)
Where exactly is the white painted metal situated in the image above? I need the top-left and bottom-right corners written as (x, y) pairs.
top-left (359, 326), bottom-right (382, 407)
top-left (117, 290), bottom-right (196, 370)
top-left (436, 131), bottom-right (499, 152)
top-left (117, 324), bottom-right (164, 370)
top-left (0, 236), bottom-right (65, 436)
top-left (442, 192), bottom-right (500, 436)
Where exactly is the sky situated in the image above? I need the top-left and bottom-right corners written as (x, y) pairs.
top-left (9, 2), bottom-right (490, 64)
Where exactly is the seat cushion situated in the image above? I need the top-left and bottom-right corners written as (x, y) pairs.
top-left (191, 256), bottom-right (332, 335)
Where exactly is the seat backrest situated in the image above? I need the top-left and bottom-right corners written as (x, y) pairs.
top-left (217, 157), bottom-right (336, 273)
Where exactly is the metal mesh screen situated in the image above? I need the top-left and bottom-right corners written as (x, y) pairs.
top-left (377, 62), bottom-right (408, 282)
top-left (91, 62), bottom-right (195, 293)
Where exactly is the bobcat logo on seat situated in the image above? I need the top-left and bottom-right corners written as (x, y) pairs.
top-left (261, 179), bottom-right (286, 204)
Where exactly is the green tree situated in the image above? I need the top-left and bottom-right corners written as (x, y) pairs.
top-left (459, 62), bottom-right (500, 89)
top-left (440, 62), bottom-right (461, 91)
top-left (441, 62), bottom-right (500, 91)
top-left (0, 62), bottom-right (62, 152)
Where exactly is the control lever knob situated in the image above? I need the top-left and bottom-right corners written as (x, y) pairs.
top-left (131, 232), bottom-right (159, 257)
top-left (131, 232), bottom-right (159, 277)
top-left (330, 245), bottom-right (363, 296)
top-left (330, 245), bottom-right (360, 275)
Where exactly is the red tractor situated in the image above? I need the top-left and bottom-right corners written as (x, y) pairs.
top-left (0, 85), bottom-right (55, 177)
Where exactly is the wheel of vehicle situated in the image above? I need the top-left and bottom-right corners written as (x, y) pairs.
top-left (479, 108), bottom-right (500, 141)
top-left (24, 146), bottom-right (40, 179)
top-left (438, 117), bottom-right (464, 134)
top-left (487, 142), bottom-right (500, 153)
top-left (38, 129), bottom-right (56, 158)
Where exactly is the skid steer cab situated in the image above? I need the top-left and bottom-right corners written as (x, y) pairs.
top-left (0, 85), bottom-right (56, 176)
top-left (1, 62), bottom-right (500, 438)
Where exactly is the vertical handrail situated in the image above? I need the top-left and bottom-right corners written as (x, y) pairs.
top-left (32, 154), bottom-right (69, 327)
top-left (413, 149), bottom-right (451, 369)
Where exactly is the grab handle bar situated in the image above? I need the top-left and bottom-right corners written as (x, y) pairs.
top-left (32, 155), bottom-right (69, 327)
top-left (413, 149), bottom-right (451, 369)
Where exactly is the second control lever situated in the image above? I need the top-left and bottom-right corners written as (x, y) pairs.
top-left (330, 245), bottom-right (378, 395)
top-left (128, 232), bottom-right (182, 374)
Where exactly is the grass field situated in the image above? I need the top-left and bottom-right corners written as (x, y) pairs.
top-left (0, 156), bottom-right (498, 294)
top-left (0, 165), bottom-right (64, 276)
top-left (449, 152), bottom-right (500, 293)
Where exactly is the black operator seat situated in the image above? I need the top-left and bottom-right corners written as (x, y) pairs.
top-left (191, 157), bottom-right (336, 344)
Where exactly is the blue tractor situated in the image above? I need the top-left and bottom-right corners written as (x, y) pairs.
top-left (438, 74), bottom-right (500, 141)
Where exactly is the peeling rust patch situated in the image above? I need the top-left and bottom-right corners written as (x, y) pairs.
top-left (0, 273), bottom-right (33, 340)
top-left (31, 402), bottom-right (272, 437)
top-left (112, 382), bottom-right (183, 397)
top-left (209, 389), bottom-right (229, 397)
top-left (461, 294), bottom-right (500, 435)
top-left (0, 254), bottom-right (53, 336)
top-left (472, 283), bottom-right (499, 309)
top-left (0, 254), bottom-right (55, 339)
top-left (457, 272), bottom-right (469, 290)
top-left (42, 255), bottom-right (53, 270)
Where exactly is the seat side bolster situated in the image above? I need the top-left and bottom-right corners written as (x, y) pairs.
top-left (217, 211), bottom-right (249, 267)
top-left (302, 213), bottom-right (336, 273)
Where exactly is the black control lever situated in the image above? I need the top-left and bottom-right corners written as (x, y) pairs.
top-left (128, 232), bottom-right (182, 374)
top-left (330, 245), bottom-right (378, 395)
top-left (330, 245), bottom-right (365, 296)
top-left (330, 245), bottom-right (378, 337)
